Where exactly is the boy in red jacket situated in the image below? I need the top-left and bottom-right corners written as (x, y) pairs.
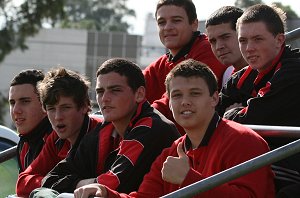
top-left (16, 67), bottom-right (102, 197)
top-left (144, 0), bottom-right (227, 134)
top-left (75, 59), bottom-right (275, 198)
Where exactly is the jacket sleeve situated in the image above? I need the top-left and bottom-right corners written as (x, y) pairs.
top-left (16, 132), bottom-right (65, 197)
top-left (217, 69), bottom-right (252, 117)
top-left (41, 131), bottom-right (98, 193)
top-left (224, 61), bottom-right (300, 126)
top-left (97, 117), bottom-right (179, 193)
top-left (179, 131), bottom-right (274, 198)
top-left (105, 145), bottom-right (176, 198)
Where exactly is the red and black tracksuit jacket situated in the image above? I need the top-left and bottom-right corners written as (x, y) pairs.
top-left (41, 100), bottom-right (180, 193)
top-left (17, 117), bottom-right (52, 173)
top-left (220, 45), bottom-right (300, 192)
top-left (16, 115), bottom-right (102, 197)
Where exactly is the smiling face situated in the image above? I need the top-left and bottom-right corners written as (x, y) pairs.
top-left (96, 72), bottom-right (144, 130)
top-left (168, 76), bottom-right (218, 134)
top-left (9, 84), bottom-right (46, 135)
top-left (207, 22), bottom-right (246, 70)
top-left (156, 5), bottom-right (198, 56)
top-left (46, 96), bottom-right (88, 145)
top-left (238, 21), bottom-right (285, 72)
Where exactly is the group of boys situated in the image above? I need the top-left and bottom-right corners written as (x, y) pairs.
top-left (8, 0), bottom-right (300, 198)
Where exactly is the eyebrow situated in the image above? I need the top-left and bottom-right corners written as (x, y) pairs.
top-left (96, 84), bottom-right (124, 91)
top-left (11, 97), bottom-right (32, 101)
top-left (157, 15), bottom-right (184, 21)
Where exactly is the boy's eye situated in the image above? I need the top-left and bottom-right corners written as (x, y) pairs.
top-left (191, 92), bottom-right (201, 96)
top-left (62, 106), bottom-right (71, 110)
top-left (96, 90), bottom-right (104, 95)
top-left (112, 89), bottom-right (121, 92)
top-left (20, 99), bottom-right (31, 104)
top-left (209, 39), bottom-right (216, 45)
top-left (171, 93), bottom-right (181, 98)
top-left (46, 107), bottom-right (54, 111)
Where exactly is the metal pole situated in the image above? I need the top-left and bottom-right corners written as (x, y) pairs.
top-left (246, 125), bottom-right (300, 138)
top-left (285, 27), bottom-right (300, 42)
top-left (162, 139), bottom-right (300, 198)
top-left (0, 145), bottom-right (17, 163)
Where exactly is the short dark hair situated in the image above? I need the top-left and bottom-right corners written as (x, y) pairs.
top-left (205, 6), bottom-right (243, 31)
top-left (38, 67), bottom-right (91, 110)
top-left (10, 69), bottom-right (44, 96)
top-left (165, 59), bottom-right (218, 97)
top-left (10, 69), bottom-right (44, 86)
top-left (237, 4), bottom-right (286, 36)
top-left (155, 0), bottom-right (197, 24)
top-left (96, 58), bottom-right (145, 92)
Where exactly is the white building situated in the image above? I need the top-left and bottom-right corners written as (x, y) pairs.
top-left (0, 28), bottom-right (142, 126)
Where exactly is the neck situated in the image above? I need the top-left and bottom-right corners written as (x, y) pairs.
top-left (187, 131), bottom-right (206, 149)
top-left (185, 111), bottom-right (215, 149)
top-left (113, 124), bottom-right (127, 138)
top-left (170, 49), bottom-right (180, 57)
top-left (233, 58), bottom-right (248, 71)
top-left (68, 131), bottom-right (80, 145)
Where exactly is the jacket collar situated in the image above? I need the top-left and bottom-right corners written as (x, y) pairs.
top-left (167, 31), bottom-right (202, 62)
top-left (184, 112), bottom-right (221, 150)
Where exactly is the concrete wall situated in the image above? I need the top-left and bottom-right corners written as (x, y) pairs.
top-left (0, 28), bottom-right (88, 94)
top-left (0, 28), bottom-right (142, 126)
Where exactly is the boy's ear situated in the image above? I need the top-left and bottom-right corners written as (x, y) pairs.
top-left (135, 86), bottom-right (146, 103)
top-left (81, 103), bottom-right (90, 114)
top-left (169, 98), bottom-right (173, 112)
top-left (275, 33), bottom-right (285, 48)
top-left (211, 91), bottom-right (219, 107)
top-left (192, 19), bottom-right (199, 32)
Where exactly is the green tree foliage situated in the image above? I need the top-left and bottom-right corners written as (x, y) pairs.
top-left (0, 0), bottom-right (135, 63)
top-left (60, 0), bottom-right (135, 32)
top-left (235, 0), bottom-right (263, 9)
top-left (0, 0), bottom-right (64, 62)
top-left (234, 0), bottom-right (298, 20)
top-left (271, 2), bottom-right (298, 19)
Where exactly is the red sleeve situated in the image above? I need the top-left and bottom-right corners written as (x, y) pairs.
top-left (95, 138), bottom-right (145, 190)
top-left (105, 140), bottom-right (182, 198)
top-left (105, 148), bottom-right (169, 198)
top-left (179, 165), bottom-right (274, 198)
top-left (16, 132), bottom-right (69, 197)
top-left (180, 124), bottom-right (275, 198)
top-left (143, 56), bottom-right (169, 104)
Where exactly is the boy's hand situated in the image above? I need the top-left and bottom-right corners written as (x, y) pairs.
top-left (161, 142), bottom-right (190, 184)
top-left (74, 183), bottom-right (107, 198)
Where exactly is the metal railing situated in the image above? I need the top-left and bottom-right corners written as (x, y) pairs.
top-left (286, 27), bottom-right (300, 42)
top-left (162, 138), bottom-right (300, 198)
top-left (245, 124), bottom-right (300, 138)
top-left (0, 145), bottom-right (17, 163)
top-left (1, 125), bottom-right (300, 164)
